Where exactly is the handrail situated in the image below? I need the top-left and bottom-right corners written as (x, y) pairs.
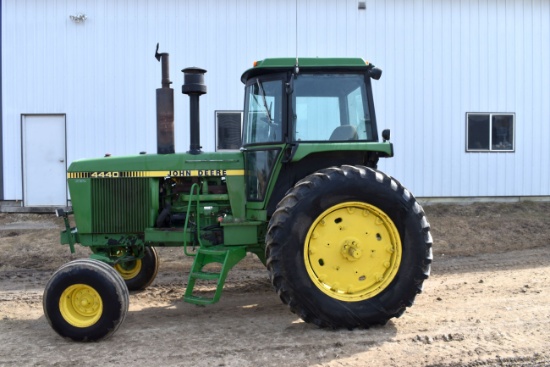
top-left (183, 183), bottom-right (202, 256)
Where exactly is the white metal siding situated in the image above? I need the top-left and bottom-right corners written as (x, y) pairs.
top-left (372, 0), bottom-right (550, 197)
top-left (2, 0), bottom-right (550, 200)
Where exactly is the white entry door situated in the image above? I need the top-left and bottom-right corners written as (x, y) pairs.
top-left (22, 115), bottom-right (67, 206)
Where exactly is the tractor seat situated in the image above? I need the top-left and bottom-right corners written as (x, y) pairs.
top-left (329, 125), bottom-right (358, 141)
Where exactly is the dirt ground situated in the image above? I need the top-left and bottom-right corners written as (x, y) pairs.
top-left (1, 201), bottom-right (550, 367)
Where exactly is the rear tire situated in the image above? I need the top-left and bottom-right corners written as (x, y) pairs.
top-left (266, 165), bottom-right (432, 328)
top-left (43, 259), bottom-right (129, 341)
top-left (114, 246), bottom-right (159, 291)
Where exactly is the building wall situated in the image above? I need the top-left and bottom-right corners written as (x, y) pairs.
top-left (2, 0), bottom-right (549, 201)
top-left (373, 0), bottom-right (550, 198)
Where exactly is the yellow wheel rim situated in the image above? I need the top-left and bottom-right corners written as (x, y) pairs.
top-left (304, 202), bottom-right (402, 302)
top-left (59, 284), bottom-right (103, 328)
top-left (114, 260), bottom-right (142, 280)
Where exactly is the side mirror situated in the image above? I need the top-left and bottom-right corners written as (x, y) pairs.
top-left (382, 129), bottom-right (391, 142)
top-left (369, 67), bottom-right (382, 80)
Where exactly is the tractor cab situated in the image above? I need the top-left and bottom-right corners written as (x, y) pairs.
top-left (240, 58), bottom-right (391, 212)
top-left (242, 58), bottom-right (380, 146)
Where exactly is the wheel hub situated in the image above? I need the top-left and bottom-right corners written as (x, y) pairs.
top-left (59, 284), bottom-right (103, 328)
top-left (340, 239), bottom-right (362, 261)
top-left (304, 202), bottom-right (402, 302)
top-left (114, 259), bottom-right (142, 280)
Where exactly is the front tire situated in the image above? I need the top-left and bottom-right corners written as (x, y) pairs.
top-left (266, 165), bottom-right (432, 328)
top-left (43, 259), bottom-right (129, 341)
top-left (114, 246), bottom-right (159, 291)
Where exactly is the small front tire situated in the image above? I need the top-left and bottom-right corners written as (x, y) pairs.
top-left (43, 259), bottom-right (129, 341)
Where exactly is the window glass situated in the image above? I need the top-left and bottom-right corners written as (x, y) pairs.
top-left (466, 113), bottom-right (514, 152)
top-left (492, 115), bottom-right (514, 150)
top-left (292, 74), bottom-right (373, 142)
top-left (295, 96), bottom-right (340, 140)
top-left (347, 86), bottom-right (370, 139)
top-left (216, 111), bottom-right (242, 150)
top-left (243, 79), bottom-right (283, 145)
top-left (467, 114), bottom-right (490, 150)
top-left (245, 150), bottom-right (279, 201)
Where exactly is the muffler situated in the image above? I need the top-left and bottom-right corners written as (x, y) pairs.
top-left (155, 43), bottom-right (175, 154)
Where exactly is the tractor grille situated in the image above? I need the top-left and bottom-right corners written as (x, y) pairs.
top-left (91, 178), bottom-right (153, 233)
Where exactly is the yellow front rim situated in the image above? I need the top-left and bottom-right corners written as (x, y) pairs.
top-left (114, 260), bottom-right (142, 280)
top-left (59, 284), bottom-right (103, 328)
top-left (304, 202), bottom-right (402, 302)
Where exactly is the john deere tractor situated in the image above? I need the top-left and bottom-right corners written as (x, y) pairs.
top-left (43, 45), bottom-right (432, 341)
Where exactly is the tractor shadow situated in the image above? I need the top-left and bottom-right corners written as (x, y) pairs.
top-left (1, 283), bottom-right (398, 366)
top-left (122, 280), bottom-right (399, 365)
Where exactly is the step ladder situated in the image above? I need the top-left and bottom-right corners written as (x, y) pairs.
top-left (184, 245), bottom-right (246, 305)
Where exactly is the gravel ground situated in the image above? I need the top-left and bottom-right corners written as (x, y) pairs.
top-left (1, 201), bottom-right (549, 366)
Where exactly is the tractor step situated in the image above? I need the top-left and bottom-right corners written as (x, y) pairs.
top-left (183, 295), bottom-right (217, 306)
top-left (184, 245), bottom-right (246, 305)
top-left (189, 271), bottom-right (221, 280)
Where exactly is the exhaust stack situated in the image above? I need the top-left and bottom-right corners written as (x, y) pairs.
top-left (155, 43), bottom-right (175, 154)
top-left (182, 67), bottom-right (207, 155)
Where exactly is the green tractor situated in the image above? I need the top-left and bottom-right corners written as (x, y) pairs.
top-left (43, 46), bottom-right (432, 341)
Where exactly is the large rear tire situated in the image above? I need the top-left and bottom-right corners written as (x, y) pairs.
top-left (114, 246), bottom-right (159, 291)
top-left (266, 165), bottom-right (432, 328)
top-left (43, 259), bottom-right (129, 341)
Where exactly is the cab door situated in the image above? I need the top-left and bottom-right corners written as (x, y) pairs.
top-left (242, 75), bottom-right (287, 204)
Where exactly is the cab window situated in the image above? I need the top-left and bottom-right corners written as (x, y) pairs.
top-left (243, 78), bottom-right (283, 145)
top-left (292, 74), bottom-right (373, 141)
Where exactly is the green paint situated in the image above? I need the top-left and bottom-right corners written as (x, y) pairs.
top-left (291, 142), bottom-right (394, 161)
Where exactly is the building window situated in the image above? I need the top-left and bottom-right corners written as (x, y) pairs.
top-left (466, 113), bottom-right (515, 152)
top-left (215, 111), bottom-right (243, 151)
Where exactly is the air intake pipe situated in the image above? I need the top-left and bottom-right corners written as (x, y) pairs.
top-left (155, 43), bottom-right (175, 154)
top-left (182, 67), bottom-right (207, 155)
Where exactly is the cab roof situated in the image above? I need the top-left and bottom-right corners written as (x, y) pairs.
top-left (241, 57), bottom-right (372, 83)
